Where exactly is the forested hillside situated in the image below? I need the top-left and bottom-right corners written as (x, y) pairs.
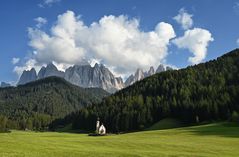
top-left (59, 49), bottom-right (239, 132)
top-left (0, 77), bottom-right (109, 131)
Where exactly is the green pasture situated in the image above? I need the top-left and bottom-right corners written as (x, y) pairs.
top-left (0, 122), bottom-right (239, 157)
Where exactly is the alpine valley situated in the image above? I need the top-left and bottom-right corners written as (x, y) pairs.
top-left (1, 49), bottom-right (238, 132)
top-left (1, 1), bottom-right (239, 156)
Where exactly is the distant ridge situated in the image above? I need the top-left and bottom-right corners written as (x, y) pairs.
top-left (125, 64), bottom-right (173, 86)
top-left (0, 82), bottom-right (11, 88)
top-left (18, 63), bottom-right (172, 93)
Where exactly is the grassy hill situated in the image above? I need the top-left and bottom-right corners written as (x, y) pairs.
top-left (0, 77), bottom-right (109, 130)
top-left (0, 122), bottom-right (239, 157)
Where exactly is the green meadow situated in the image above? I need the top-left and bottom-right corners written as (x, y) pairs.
top-left (0, 122), bottom-right (239, 157)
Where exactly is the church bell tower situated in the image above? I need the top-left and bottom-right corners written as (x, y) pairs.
top-left (96, 117), bottom-right (100, 133)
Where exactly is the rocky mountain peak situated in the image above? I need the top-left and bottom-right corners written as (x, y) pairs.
top-left (38, 62), bottom-right (64, 79)
top-left (17, 62), bottom-right (173, 92)
top-left (0, 82), bottom-right (11, 88)
top-left (125, 68), bottom-right (145, 86)
top-left (125, 64), bottom-right (173, 87)
top-left (18, 68), bottom-right (37, 85)
top-left (46, 62), bottom-right (58, 70)
top-left (94, 63), bottom-right (100, 68)
top-left (156, 64), bottom-right (165, 73)
top-left (64, 63), bottom-right (124, 93)
top-left (145, 66), bottom-right (155, 77)
top-left (135, 68), bottom-right (145, 80)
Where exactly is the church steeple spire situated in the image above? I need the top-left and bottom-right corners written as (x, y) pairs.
top-left (96, 117), bottom-right (100, 133)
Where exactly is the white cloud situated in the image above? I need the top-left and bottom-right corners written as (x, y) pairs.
top-left (173, 28), bottom-right (214, 64)
top-left (38, 0), bottom-right (61, 8)
top-left (52, 61), bottom-right (72, 72)
top-left (34, 17), bottom-right (47, 28)
top-left (173, 8), bottom-right (193, 30)
top-left (17, 10), bottom-right (176, 77)
top-left (44, 0), bottom-right (61, 5)
top-left (11, 58), bottom-right (20, 65)
top-left (237, 38), bottom-right (239, 46)
top-left (13, 59), bottom-right (42, 76)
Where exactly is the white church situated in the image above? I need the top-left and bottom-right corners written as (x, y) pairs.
top-left (96, 118), bottom-right (106, 135)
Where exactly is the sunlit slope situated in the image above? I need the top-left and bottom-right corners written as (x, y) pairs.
top-left (0, 122), bottom-right (239, 157)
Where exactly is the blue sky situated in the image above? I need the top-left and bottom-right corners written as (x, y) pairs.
top-left (0, 0), bottom-right (239, 83)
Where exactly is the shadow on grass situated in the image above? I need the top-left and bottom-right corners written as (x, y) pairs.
top-left (181, 122), bottom-right (239, 138)
top-left (145, 118), bottom-right (187, 131)
top-left (0, 130), bottom-right (11, 133)
top-left (51, 123), bottom-right (91, 134)
top-left (53, 129), bottom-right (91, 134)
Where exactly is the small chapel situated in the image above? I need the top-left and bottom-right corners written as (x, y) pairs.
top-left (96, 118), bottom-right (106, 135)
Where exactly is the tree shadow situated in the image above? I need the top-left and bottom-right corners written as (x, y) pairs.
top-left (0, 130), bottom-right (11, 133)
top-left (181, 122), bottom-right (239, 138)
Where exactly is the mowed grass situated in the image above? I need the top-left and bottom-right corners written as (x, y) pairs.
top-left (0, 123), bottom-right (239, 157)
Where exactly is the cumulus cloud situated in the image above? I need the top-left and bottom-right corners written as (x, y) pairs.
top-left (13, 59), bottom-right (42, 76)
top-left (237, 38), bottom-right (239, 46)
top-left (173, 28), bottom-right (214, 64)
top-left (173, 8), bottom-right (193, 30)
top-left (34, 17), bottom-right (47, 28)
top-left (12, 58), bottom-right (20, 65)
top-left (17, 10), bottom-right (176, 77)
top-left (38, 0), bottom-right (61, 8)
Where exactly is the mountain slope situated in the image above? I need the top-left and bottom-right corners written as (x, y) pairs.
top-left (67, 49), bottom-right (239, 132)
top-left (0, 76), bottom-right (109, 130)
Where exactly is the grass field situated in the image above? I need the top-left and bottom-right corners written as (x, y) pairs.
top-left (0, 122), bottom-right (239, 157)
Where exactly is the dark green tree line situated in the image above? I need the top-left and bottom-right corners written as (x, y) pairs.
top-left (57, 49), bottom-right (239, 132)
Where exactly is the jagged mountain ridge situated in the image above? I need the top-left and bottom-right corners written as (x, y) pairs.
top-left (125, 65), bottom-right (173, 86)
top-left (18, 63), bottom-right (125, 93)
top-left (38, 63), bottom-right (64, 79)
top-left (18, 68), bottom-right (37, 85)
top-left (18, 63), bottom-right (172, 92)
top-left (64, 63), bottom-right (124, 93)
top-left (0, 82), bottom-right (11, 88)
